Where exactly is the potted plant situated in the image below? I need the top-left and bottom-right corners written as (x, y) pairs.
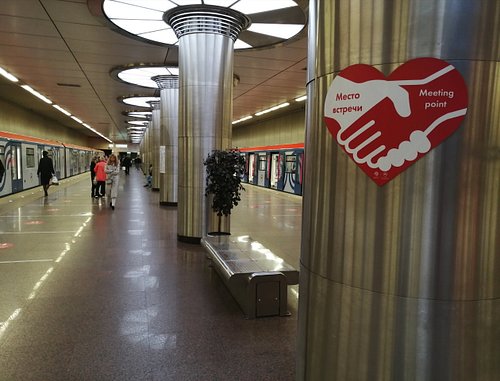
top-left (204, 149), bottom-right (246, 234)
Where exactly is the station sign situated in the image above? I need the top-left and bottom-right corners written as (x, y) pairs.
top-left (324, 57), bottom-right (468, 186)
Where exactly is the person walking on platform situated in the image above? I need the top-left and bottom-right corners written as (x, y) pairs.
top-left (94, 157), bottom-right (107, 198)
top-left (37, 150), bottom-right (55, 197)
top-left (122, 155), bottom-right (131, 175)
top-left (134, 156), bottom-right (142, 171)
top-left (144, 164), bottom-right (153, 188)
top-left (90, 156), bottom-right (98, 197)
top-left (105, 154), bottom-right (120, 210)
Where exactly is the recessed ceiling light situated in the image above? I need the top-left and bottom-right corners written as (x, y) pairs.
top-left (101, 0), bottom-right (305, 50)
top-left (116, 66), bottom-right (179, 88)
top-left (126, 120), bottom-right (149, 126)
top-left (120, 96), bottom-right (160, 108)
top-left (126, 111), bottom-right (152, 119)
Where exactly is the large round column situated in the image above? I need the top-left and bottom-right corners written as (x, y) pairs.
top-left (152, 75), bottom-right (179, 206)
top-left (164, 6), bottom-right (250, 243)
top-left (298, 1), bottom-right (499, 380)
top-left (148, 100), bottom-right (161, 191)
top-left (143, 120), bottom-right (152, 177)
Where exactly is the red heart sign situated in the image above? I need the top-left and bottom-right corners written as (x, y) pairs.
top-left (324, 57), bottom-right (468, 186)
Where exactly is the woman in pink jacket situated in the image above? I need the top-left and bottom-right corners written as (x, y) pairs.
top-left (93, 157), bottom-right (107, 197)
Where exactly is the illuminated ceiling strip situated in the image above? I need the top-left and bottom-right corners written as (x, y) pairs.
top-left (21, 85), bottom-right (52, 104)
top-left (0, 67), bottom-right (19, 82)
top-left (232, 115), bottom-right (253, 125)
top-left (83, 123), bottom-right (113, 143)
top-left (255, 102), bottom-right (290, 116)
top-left (53, 104), bottom-right (71, 116)
top-left (1, 65), bottom-right (111, 143)
top-left (295, 95), bottom-right (307, 102)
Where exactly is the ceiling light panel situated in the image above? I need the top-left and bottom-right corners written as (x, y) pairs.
top-left (126, 120), bottom-right (149, 125)
top-left (230, 0), bottom-right (298, 14)
top-left (101, 0), bottom-right (305, 50)
top-left (111, 19), bottom-right (168, 35)
top-left (140, 29), bottom-right (178, 44)
top-left (247, 24), bottom-right (304, 39)
top-left (204, 0), bottom-right (236, 6)
top-left (121, 96), bottom-right (160, 108)
top-left (117, 67), bottom-right (179, 88)
top-left (127, 111), bottom-right (152, 118)
top-left (103, 1), bottom-right (165, 19)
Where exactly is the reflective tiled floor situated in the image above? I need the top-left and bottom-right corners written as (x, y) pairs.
top-left (0, 169), bottom-right (301, 381)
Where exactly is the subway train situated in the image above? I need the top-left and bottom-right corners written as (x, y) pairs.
top-left (239, 143), bottom-right (304, 195)
top-left (0, 131), bottom-right (102, 197)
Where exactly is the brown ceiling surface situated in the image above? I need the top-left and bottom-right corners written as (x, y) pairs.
top-left (0, 0), bottom-right (308, 144)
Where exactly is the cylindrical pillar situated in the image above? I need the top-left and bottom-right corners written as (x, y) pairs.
top-left (164, 6), bottom-right (250, 243)
top-left (142, 121), bottom-right (150, 175)
top-left (149, 101), bottom-right (161, 191)
top-left (298, 1), bottom-right (499, 380)
top-left (153, 75), bottom-right (179, 206)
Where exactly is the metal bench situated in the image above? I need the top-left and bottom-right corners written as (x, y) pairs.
top-left (201, 234), bottom-right (299, 319)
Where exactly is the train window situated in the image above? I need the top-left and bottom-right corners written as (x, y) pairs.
top-left (12, 146), bottom-right (21, 180)
top-left (285, 155), bottom-right (296, 173)
top-left (259, 156), bottom-right (267, 171)
top-left (26, 148), bottom-right (35, 168)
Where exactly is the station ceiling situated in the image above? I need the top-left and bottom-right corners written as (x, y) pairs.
top-left (0, 0), bottom-right (308, 145)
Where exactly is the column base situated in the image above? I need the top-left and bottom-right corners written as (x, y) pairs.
top-left (160, 201), bottom-right (178, 206)
top-left (177, 234), bottom-right (201, 244)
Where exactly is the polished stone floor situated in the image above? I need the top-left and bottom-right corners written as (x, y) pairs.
top-left (0, 169), bottom-right (301, 381)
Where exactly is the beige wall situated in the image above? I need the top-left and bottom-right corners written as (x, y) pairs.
top-left (0, 98), bottom-right (99, 148)
top-left (232, 107), bottom-right (305, 148)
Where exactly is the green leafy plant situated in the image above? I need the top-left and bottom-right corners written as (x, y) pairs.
top-left (204, 149), bottom-right (246, 233)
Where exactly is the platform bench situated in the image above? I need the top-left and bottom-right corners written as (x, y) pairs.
top-left (201, 234), bottom-right (299, 319)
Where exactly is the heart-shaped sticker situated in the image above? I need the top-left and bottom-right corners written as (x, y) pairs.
top-left (324, 57), bottom-right (468, 186)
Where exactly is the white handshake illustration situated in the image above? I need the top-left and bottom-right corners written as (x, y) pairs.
top-left (325, 65), bottom-right (467, 171)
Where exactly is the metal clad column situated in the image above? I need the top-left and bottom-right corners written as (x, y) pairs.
top-left (149, 101), bottom-right (161, 191)
top-left (165, 6), bottom-right (250, 243)
top-left (298, 1), bottom-right (499, 380)
top-left (153, 75), bottom-right (179, 206)
top-left (143, 120), bottom-right (151, 178)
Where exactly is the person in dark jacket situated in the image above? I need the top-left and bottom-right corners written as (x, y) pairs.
top-left (122, 155), bottom-right (131, 175)
top-left (37, 150), bottom-right (55, 196)
top-left (90, 156), bottom-right (98, 197)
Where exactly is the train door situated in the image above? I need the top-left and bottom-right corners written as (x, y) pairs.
top-left (240, 152), bottom-right (248, 182)
top-left (283, 151), bottom-right (297, 194)
top-left (0, 143), bottom-right (11, 196)
top-left (21, 143), bottom-right (38, 189)
top-left (64, 147), bottom-right (72, 176)
top-left (10, 142), bottom-right (23, 193)
top-left (276, 152), bottom-right (285, 191)
top-left (53, 147), bottom-right (63, 179)
top-left (270, 152), bottom-right (280, 189)
top-left (296, 151), bottom-right (304, 195)
top-left (257, 153), bottom-right (268, 187)
top-left (248, 153), bottom-right (256, 184)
